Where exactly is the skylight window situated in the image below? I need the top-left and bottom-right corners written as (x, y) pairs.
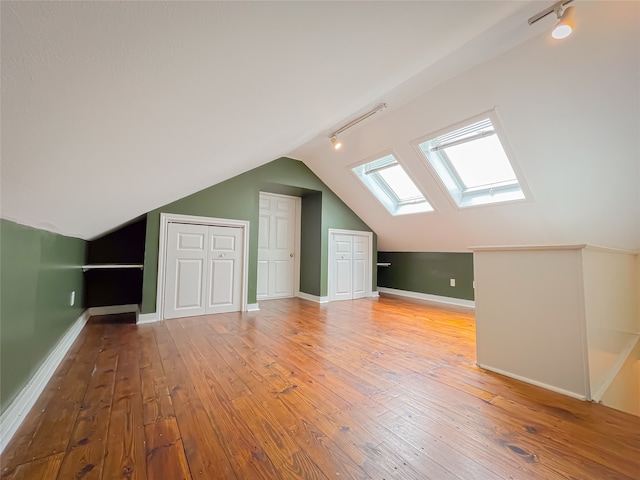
top-left (416, 113), bottom-right (527, 208)
top-left (352, 153), bottom-right (433, 216)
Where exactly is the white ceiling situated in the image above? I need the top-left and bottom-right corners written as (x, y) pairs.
top-left (2, 1), bottom-right (638, 252)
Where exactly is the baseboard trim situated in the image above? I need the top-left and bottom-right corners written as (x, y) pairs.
top-left (0, 310), bottom-right (90, 454)
top-left (477, 363), bottom-right (587, 401)
top-left (246, 303), bottom-right (260, 312)
top-left (592, 334), bottom-right (640, 402)
top-left (297, 292), bottom-right (329, 304)
top-left (137, 312), bottom-right (159, 324)
top-left (377, 287), bottom-right (475, 309)
top-left (87, 304), bottom-right (139, 319)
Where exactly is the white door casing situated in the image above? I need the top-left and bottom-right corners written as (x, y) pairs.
top-left (328, 229), bottom-right (373, 302)
top-left (156, 213), bottom-right (249, 320)
top-left (257, 193), bottom-right (300, 300)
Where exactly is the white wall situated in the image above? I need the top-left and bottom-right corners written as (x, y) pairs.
top-left (582, 247), bottom-right (640, 400)
top-left (473, 245), bottom-right (640, 412)
top-left (473, 246), bottom-right (589, 399)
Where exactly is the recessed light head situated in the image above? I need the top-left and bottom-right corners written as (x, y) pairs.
top-left (331, 135), bottom-right (343, 150)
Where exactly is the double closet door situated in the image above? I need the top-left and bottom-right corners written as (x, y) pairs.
top-left (164, 222), bottom-right (243, 319)
top-left (329, 231), bottom-right (371, 301)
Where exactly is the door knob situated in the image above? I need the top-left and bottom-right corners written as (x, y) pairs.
top-left (290, 253), bottom-right (294, 257)
top-left (220, 253), bottom-right (225, 258)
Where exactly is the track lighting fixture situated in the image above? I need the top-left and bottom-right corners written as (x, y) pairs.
top-left (528, 0), bottom-right (575, 40)
top-left (328, 103), bottom-right (388, 150)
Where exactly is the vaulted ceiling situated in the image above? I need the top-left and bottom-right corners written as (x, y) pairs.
top-left (2, 1), bottom-right (639, 252)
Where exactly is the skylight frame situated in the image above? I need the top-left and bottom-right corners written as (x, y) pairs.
top-left (412, 110), bottom-right (531, 209)
top-left (351, 150), bottom-right (434, 216)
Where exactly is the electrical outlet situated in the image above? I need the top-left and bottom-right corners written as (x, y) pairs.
top-left (450, 278), bottom-right (456, 287)
top-left (70, 291), bottom-right (76, 306)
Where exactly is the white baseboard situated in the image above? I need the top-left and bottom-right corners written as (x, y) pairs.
top-left (297, 292), bottom-right (329, 304)
top-left (0, 310), bottom-right (90, 454)
top-left (246, 303), bottom-right (260, 312)
top-left (592, 334), bottom-right (640, 402)
top-left (377, 287), bottom-right (475, 309)
top-left (477, 363), bottom-right (587, 401)
top-left (137, 312), bottom-right (159, 324)
top-left (87, 304), bottom-right (139, 318)
top-left (370, 291), bottom-right (380, 298)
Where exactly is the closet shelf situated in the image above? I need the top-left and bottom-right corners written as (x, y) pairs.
top-left (82, 263), bottom-right (144, 272)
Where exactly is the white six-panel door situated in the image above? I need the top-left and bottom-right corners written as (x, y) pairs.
top-left (257, 193), bottom-right (297, 300)
top-left (164, 222), bottom-right (242, 319)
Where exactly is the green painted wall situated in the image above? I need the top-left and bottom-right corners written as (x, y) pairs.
top-left (300, 192), bottom-right (323, 295)
top-left (377, 251), bottom-right (474, 301)
top-left (0, 219), bottom-right (86, 413)
top-left (142, 157), bottom-right (375, 313)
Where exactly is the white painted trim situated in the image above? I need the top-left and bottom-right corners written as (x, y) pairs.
top-left (0, 310), bottom-right (90, 454)
top-left (575, 257), bottom-right (592, 401)
top-left (477, 363), bottom-right (588, 401)
top-left (591, 334), bottom-right (640, 402)
top-left (297, 292), bottom-right (330, 304)
top-left (469, 244), bottom-right (587, 252)
top-left (327, 228), bottom-right (373, 302)
top-left (247, 303), bottom-right (260, 312)
top-left (87, 304), bottom-right (138, 317)
top-left (377, 287), bottom-right (475, 309)
top-left (156, 213), bottom-right (250, 319)
top-left (370, 291), bottom-right (380, 298)
top-left (137, 312), bottom-right (159, 324)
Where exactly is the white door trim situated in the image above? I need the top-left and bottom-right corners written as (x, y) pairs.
top-left (327, 228), bottom-right (373, 302)
top-left (156, 212), bottom-right (250, 319)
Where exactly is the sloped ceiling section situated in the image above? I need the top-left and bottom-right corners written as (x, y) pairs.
top-left (1, 1), bottom-right (533, 240)
top-left (291, 1), bottom-right (640, 253)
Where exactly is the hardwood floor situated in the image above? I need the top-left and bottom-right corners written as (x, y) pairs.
top-left (2, 295), bottom-right (639, 479)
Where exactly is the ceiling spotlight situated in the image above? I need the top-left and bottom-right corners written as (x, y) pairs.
top-left (528, 1), bottom-right (575, 40)
top-left (328, 102), bottom-right (388, 151)
top-left (552, 6), bottom-right (575, 39)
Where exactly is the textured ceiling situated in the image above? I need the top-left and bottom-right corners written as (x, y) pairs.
top-left (3, 1), bottom-right (638, 253)
top-left (2, 1), bottom-right (533, 239)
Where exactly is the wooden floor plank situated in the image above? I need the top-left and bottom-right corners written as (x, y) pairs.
top-left (2, 296), bottom-right (639, 480)
top-left (102, 326), bottom-right (147, 480)
top-left (145, 418), bottom-right (192, 480)
top-left (4, 453), bottom-right (64, 480)
top-left (152, 322), bottom-right (237, 480)
top-left (0, 325), bottom-right (101, 475)
top-left (137, 327), bottom-right (175, 426)
top-left (55, 329), bottom-right (120, 480)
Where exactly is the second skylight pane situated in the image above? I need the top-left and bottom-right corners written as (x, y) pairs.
top-left (445, 135), bottom-right (516, 188)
